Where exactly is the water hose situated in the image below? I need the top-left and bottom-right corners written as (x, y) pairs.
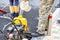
top-left (0, 9), bottom-right (7, 14)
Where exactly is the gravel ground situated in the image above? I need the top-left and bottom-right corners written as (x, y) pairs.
top-left (0, 0), bottom-right (56, 39)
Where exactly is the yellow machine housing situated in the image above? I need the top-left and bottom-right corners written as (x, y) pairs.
top-left (13, 15), bottom-right (30, 32)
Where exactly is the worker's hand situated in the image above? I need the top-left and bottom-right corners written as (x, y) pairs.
top-left (20, 0), bottom-right (31, 12)
top-left (23, 0), bottom-right (27, 2)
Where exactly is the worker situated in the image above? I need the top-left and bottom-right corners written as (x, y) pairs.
top-left (9, 0), bottom-right (19, 18)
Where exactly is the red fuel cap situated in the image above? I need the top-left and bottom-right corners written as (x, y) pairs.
top-left (48, 15), bottom-right (52, 19)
